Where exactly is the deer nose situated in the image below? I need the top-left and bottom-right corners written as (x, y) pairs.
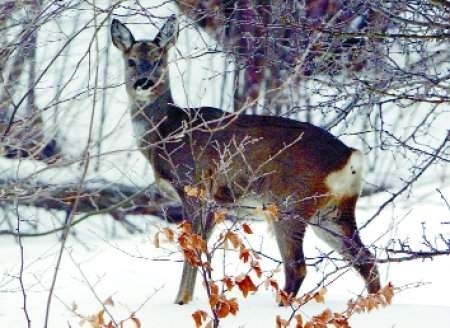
top-left (134, 78), bottom-right (148, 89)
top-left (133, 78), bottom-right (155, 90)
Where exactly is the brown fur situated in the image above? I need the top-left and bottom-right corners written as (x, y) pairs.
top-left (111, 18), bottom-right (380, 304)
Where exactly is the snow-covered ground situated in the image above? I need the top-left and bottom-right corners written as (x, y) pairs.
top-left (2, 1), bottom-right (449, 327)
top-left (1, 185), bottom-right (449, 327)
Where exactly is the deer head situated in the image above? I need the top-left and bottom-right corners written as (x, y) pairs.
top-left (111, 16), bottom-right (178, 105)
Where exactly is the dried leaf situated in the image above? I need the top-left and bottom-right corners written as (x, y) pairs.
top-left (381, 282), bottom-right (394, 305)
top-left (214, 210), bottom-right (227, 224)
top-left (251, 261), bottom-right (262, 278)
top-left (314, 308), bottom-right (332, 324)
top-left (313, 287), bottom-right (327, 303)
top-left (226, 231), bottom-right (242, 249)
top-left (222, 276), bottom-right (234, 291)
top-left (178, 221), bottom-right (192, 234)
top-left (277, 290), bottom-right (292, 307)
top-left (130, 315), bottom-right (142, 328)
top-left (266, 278), bottom-right (279, 291)
top-left (239, 247), bottom-right (250, 263)
top-left (216, 300), bottom-right (230, 318)
top-left (242, 223), bottom-right (253, 234)
top-left (295, 314), bottom-right (303, 328)
top-left (192, 310), bottom-right (208, 328)
top-left (235, 274), bottom-right (257, 297)
top-left (276, 315), bottom-right (288, 328)
top-left (103, 296), bottom-right (114, 307)
top-left (184, 185), bottom-right (206, 199)
top-left (228, 298), bottom-right (239, 315)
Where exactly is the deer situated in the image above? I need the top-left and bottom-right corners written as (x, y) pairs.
top-left (111, 16), bottom-right (380, 305)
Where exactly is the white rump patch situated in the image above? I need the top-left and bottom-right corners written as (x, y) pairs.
top-left (325, 149), bottom-right (363, 198)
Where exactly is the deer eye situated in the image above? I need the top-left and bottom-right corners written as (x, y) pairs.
top-left (127, 59), bottom-right (136, 67)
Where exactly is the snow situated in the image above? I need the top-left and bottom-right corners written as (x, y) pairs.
top-left (1, 185), bottom-right (449, 327)
top-left (1, 1), bottom-right (449, 327)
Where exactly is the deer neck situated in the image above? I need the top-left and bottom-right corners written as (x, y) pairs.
top-left (130, 86), bottom-right (174, 118)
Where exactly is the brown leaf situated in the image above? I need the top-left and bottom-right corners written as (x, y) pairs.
top-left (192, 310), bottom-right (208, 328)
top-left (222, 276), bottom-right (234, 291)
top-left (313, 287), bottom-right (327, 303)
top-left (179, 221), bottom-right (192, 234)
top-left (214, 210), bottom-right (227, 224)
top-left (103, 296), bottom-right (114, 307)
top-left (216, 300), bottom-right (230, 318)
top-left (184, 185), bottom-right (206, 199)
top-left (130, 314), bottom-right (142, 328)
top-left (276, 315), bottom-right (289, 328)
top-left (251, 261), bottom-right (262, 278)
top-left (314, 308), bottom-right (332, 324)
top-left (209, 282), bottom-right (219, 296)
top-left (209, 294), bottom-right (219, 308)
top-left (228, 298), bottom-right (239, 315)
top-left (242, 223), bottom-right (253, 234)
top-left (381, 282), bottom-right (394, 305)
top-left (226, 231), bottom-right (242, 249)
top-left (239, 247), bottom-right (250, 263)
top-left (295, 314), bottom-right (303, 328)
top-left (235, 274), bottom-right (257, 297)
top-left (277, 290), bottom-right (292, 307)
top-left (192, 234), bottom-right (207, 252)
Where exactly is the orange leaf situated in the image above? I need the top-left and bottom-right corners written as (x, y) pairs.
top-left (178, 221), bottom-right (192, 234)
top-left (242, 223), bottom-right (253, 234)
top-left (381, 282), bottom-right (394, 305)
top-left (214, 210), bottom-right (227, 224)
top-left (251, 261), bottom-right (262, 278)
top-left (209, 294), bottom-right (219, 308)
top-left (209, 282), bottom-right (219, 296)
top-left (191, 234), bottom-right (207, 252)
top-left (184, 185), bottom-right (206, 199)
top-left (314, 308), bottom-right (332, 324)
top-left (277, 290), bottom-right (292, 307)
top-left (266, 278), bottom-right (279, 291)
top-left (130, 315), bottom-right (142, 328)
top-left (276, 315), bottom-right (288, 328)
top-left (295, 314), bottom-right (303, 328)
top-left (228, 298), bottom-right (239, 315)
top-left (226, 231), bottom-right (242, 249)
top-left (235, 274), bottom-right (257, 297)
top-left (192, 310), bottom-right (208, 328)
top-left (222, 276), bottom-right (234, 291)
top-left (313, 287), bottom-right (327, 303)
top-left (216, 300), bottom-right (230, 318)
top-left (239, 247), bottom-right (250, 263)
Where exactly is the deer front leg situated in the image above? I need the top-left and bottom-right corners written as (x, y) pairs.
top-left (175, 198), bottom-right (215, 305)
top-left (273, 218), bottom-right (307, 300)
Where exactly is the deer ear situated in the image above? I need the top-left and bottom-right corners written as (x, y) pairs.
top-left (154, 15), bottom-right (178, 48)
top-left (111, 19), bottom-right (135, 52)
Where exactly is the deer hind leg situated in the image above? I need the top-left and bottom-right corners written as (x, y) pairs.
top-left (175, 198), bottom-right (215, 305)
top-left (311, 197), bottom-right (380, 294)
top-left (273, 218), bottom-right (307, 299)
